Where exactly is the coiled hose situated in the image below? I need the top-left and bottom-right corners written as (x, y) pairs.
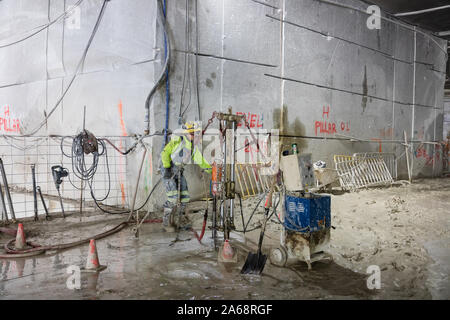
top-left (0, 221), bottom-right (128, 259)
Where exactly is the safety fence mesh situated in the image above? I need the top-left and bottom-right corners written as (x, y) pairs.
top-left (0, 136), bottom-right (131, 220)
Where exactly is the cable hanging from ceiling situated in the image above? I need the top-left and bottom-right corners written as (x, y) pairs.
top-left (0, 0), bottom-right (84, 49)
top-left (10, 0), bottom-right (108, 137)
top-left (178, 0), bottom-right (201, 124)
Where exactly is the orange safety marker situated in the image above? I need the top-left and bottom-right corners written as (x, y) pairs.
top-left (82, 239), bottom-right (107, 273)
top-left (218, 239), bottom-right (238, 263)
top-left (15, 223), bottom-right (26, 250)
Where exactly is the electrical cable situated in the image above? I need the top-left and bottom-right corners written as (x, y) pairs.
top-left (233, 191), bottom-right (281, 233)
top-left (59, 134), bottom-right (112, 209)
top-left (0, 135), bottom-right (49, 151)
top-left (102, 138), bottom-right (138, 155)
top-left (312, 0), bottom-right (448, 58)
top-left (243, 191), bottom-right (267, 233)
top-left (60, 133), bottom-right (110, 201)
top-left (0, 0), bottom-right (84, 49)
top-left (179, 0), bottom-right (195, 122)
top-left (20, 0), bottom-right (109, 137)
top-left (60, 132), bottom-right (164, 215)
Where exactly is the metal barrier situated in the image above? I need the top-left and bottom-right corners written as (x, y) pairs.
top-left (334, 154), bottom-right (394, 191)
top-left (353, 152), bottom-right (397, 180)
top-left (235, 163), bottom-right (273, 199)
top-left (0, 136), bottom-right (130, 220)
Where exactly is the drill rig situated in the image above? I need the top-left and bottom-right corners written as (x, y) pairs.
top-left (206, 108), bottom-right (268, 261)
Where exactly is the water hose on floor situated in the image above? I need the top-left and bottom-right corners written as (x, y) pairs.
top-left (191, 212), bottom-right (207, 243)
top-left (0, 221), bottom-right (128, 259)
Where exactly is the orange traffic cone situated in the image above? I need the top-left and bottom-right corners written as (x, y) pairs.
top-left (218, 239), bottom-right (237, 263)
top-left (82, 239), bottom-right (107, 272)
top-left (222, 240), bottom-right (233, 259)
top-left (15, 223), bottom-right (26, 250)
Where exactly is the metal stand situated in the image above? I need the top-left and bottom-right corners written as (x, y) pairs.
top-left (52, 165), bottom-right (69, 218)
top-left (29, 160), bottom-right (47, 222)
top-left (129, 144), bottom-right (147, 238)
top-left (31, 164), bottom-right (38, 221)
top-left (0, 179), bottom-right (9, 223)
top-left (36, 186), bottom-right (50, 220)
top-left (206, 109), bottom-right (245, 249)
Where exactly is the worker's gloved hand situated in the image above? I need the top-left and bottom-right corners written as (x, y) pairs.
top-left (202, 168), bottom-right (212, 175)
top-left (162, 167), bottom-right (173, 179)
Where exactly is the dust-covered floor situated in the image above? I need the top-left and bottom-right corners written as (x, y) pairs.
top-left (0, 177), bottom-right (448, 300)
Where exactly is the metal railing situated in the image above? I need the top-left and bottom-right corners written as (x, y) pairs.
top-left (235, 163), bottom-right (274, 199)
top-left (334, 153), bottom-right (394, 191)
top-left (353, 152), bottom-right (397, 180)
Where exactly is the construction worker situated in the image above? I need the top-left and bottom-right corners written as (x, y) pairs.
top-left (160, 121), bottom-right (212, 231)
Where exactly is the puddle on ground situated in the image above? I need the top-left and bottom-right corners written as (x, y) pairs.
top-left (0, 222), bottom-right (375, 300)
top-left (423, 239), bottom-right (450, 299)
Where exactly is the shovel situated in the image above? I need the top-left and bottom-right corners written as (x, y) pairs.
top-left (241, 185), bottom-right (274, 275)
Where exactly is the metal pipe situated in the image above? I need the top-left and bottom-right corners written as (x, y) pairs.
top-left (229, 121), bottom-right (236, 228)
top-left (394, 5), bottom-right (450, 17)
top-left (36, 186), bottom-right (49, 220)
top-left (220, 125), bottom-right (226, 229)
top-left (0, 158), bottom-right (15, 221)
top-left (0, 179), bottom-right (9, 223)
top-left (127, 146), bottom-right (147, 237)
top-left (404, 131), bottom-right (412, 183)
top-left (31, 165), bottom-right (38, 221)
top-left (411, 28), bottom-right (416, 180)
top-left (240, 164), bottom-right (250, 197)
top-left (212, 196), bottom-right (217, 250)
top-left (57, 188), bottom-right (66, 218)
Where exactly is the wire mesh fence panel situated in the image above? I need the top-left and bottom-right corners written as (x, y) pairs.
top-left (0, 136), bottom-right (132, 219)
top-left (353, 152), bottom-right (397, 180)
top-left (334, 154), bottom-right (394, 191)
top-left (235, 163), bottom-right (275, 199)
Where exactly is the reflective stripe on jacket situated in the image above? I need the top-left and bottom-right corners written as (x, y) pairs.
top-left (160, 135), bottom-right (211, 172)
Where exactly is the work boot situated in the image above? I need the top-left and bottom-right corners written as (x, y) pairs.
top-left (163, 207), bottom-right (175, 232)
top-left (178, 214), bottom-right (192, 230)
top-left (177, 205), bottom-right (192, 230)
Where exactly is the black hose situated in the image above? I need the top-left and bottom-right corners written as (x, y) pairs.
top-left (243, 191), bottom-right (267, 232)
top-left (60, 132), bottom-right (163, 215)
top-left (233, 192), bottom-right (280, 234)
top-left (0, 221), bottom-right (128, 259)
top-left (145, 0), bottom-right (171, 133)
top-left (237, 192), bottom-right (246, 234)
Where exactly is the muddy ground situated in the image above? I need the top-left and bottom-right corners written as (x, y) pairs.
top-left (0, 177), bottom-right (448, 300)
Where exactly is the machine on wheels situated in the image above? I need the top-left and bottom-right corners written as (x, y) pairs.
top-left (270, 153), bottom-right (333, 270)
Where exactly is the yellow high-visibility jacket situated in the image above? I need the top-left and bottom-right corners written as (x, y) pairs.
top-left (161, 135), bottom-right (212, 173)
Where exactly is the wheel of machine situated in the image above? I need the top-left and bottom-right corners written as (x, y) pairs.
top-left (269, 246), bottom-right (287, 267)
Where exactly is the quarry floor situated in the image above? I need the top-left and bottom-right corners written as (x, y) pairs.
top-left (0, 177), bottom-right (449, 300)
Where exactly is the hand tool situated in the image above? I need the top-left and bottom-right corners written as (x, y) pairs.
top-left (51, 165), bottom-right (69, 218)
